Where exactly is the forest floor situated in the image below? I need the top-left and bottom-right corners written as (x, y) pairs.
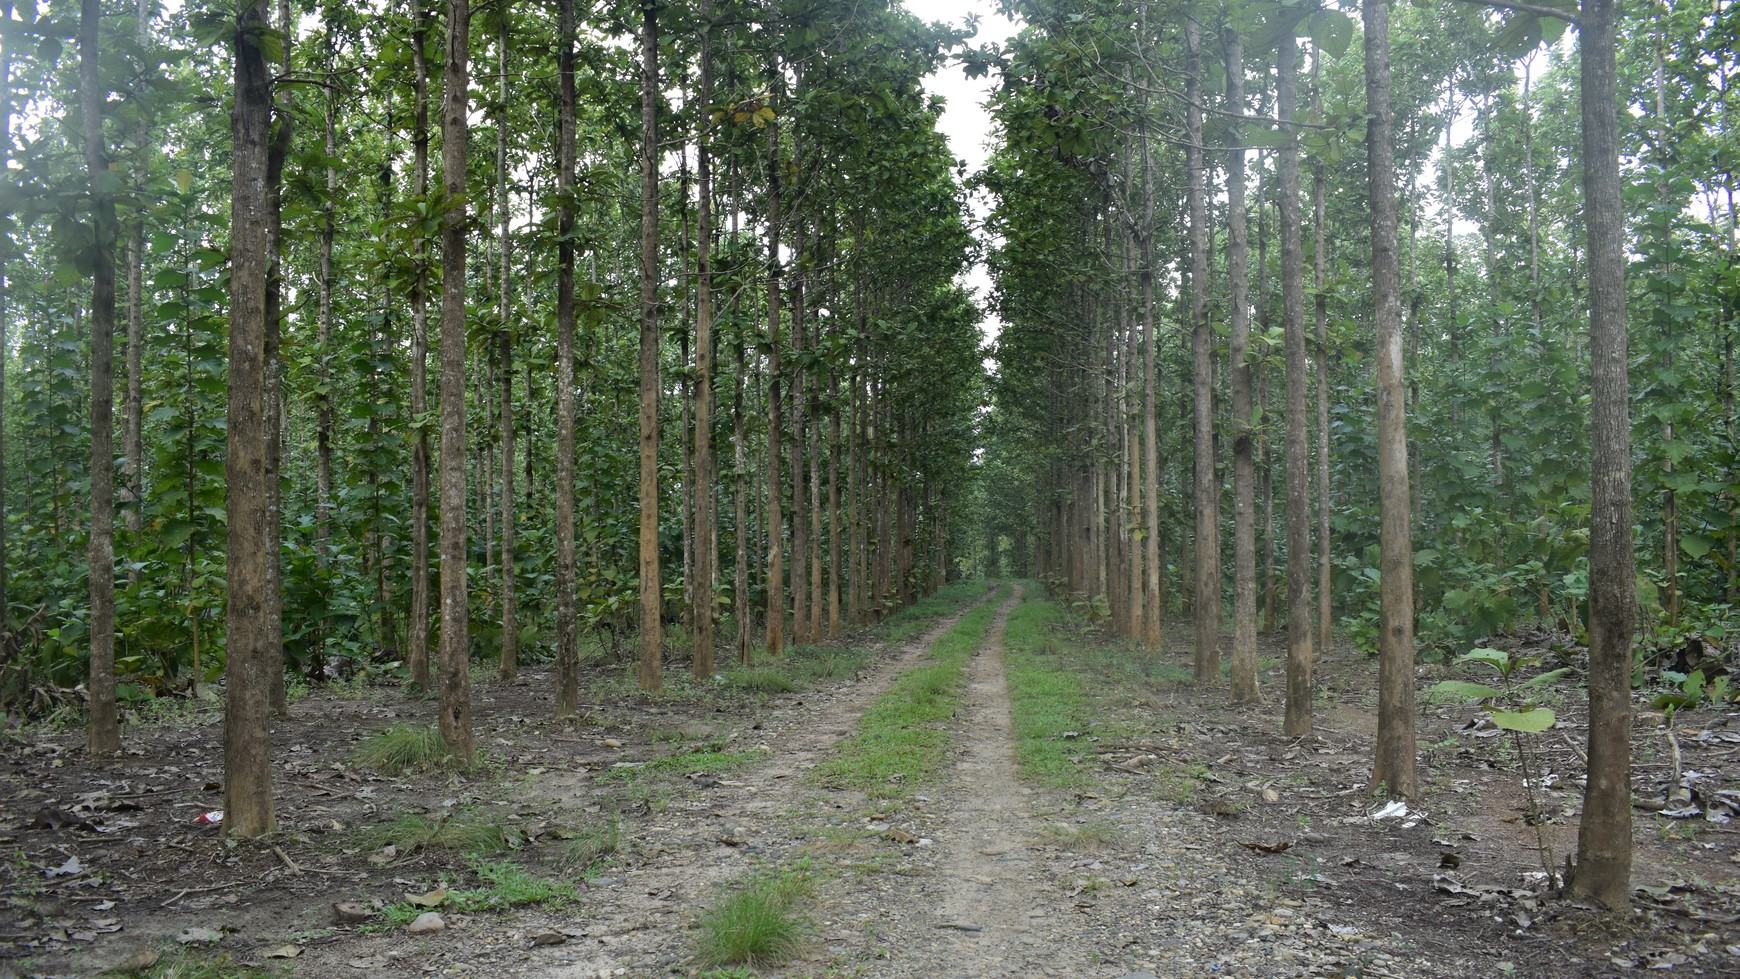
top-left (2, 581), bottom-right (1739, 978)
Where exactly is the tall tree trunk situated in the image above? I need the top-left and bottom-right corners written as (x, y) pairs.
top-left (1186, 18), bottom-right (1219, 681)
top-left (763, 58), bottom-right (786, 659)
top-left (497, 10), bottom-right (516, 682)
top-left (828, 401), bottom-right (841, 637)
top-left (315, 25), bottom-right (337, 670)
top-left (552, 0), bottom-right (579, 716)
top-left (222, 0), bottom-right (275, 835)
top-left (1278, 35), bottom-right (1314, 737)
top-left (790, 238), bottom-right (809, 646)
top-left (1140, 84), bottom-right (1162, 649)
top-left (438, 0), bottom-right (476, 767)
top-left (81, 0), bottom-right (119, 756)
top-left (1366, 0), bottom-right (1417, 800)
top-left (735, 337), bottom-right (752, 664)
top-left (692, 0), bottom-right (716, 677)
top-left (1570, 0), bottom-right (1634, 909)
top-left (0, 0), bottom-right (11, 628)
top-left (122, 0), bottom-right (146, 550)
top-left (263, 0), bottom-right (291, 715)
top-left (1225, 29), bottom-right (1257, 703)
top-left (409, 0), bottom-right (433, 693)
top-left (1312, 49), bottom-right (1333, 659)
top-left (636, 1), bottom-right (662, 690)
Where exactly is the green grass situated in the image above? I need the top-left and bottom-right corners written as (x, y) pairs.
top-left (106, 950), bottom-right (277, 978)
top-left (695, 864), bottom-right (817, 967)
top-left (877, 579), bottom-right (998, 645)
top-left (596, 743), bottom-right (763, 784)
top-left (555, 819), bottom-right (620, 872)
top-left (1038, 819), bottom-right (1127, 851)
top-left (1001, 598), bottom-right (1098, 790)
top-left (366, 811), bottom-right (513, 856)
top-left (351, 724), bottom-right (450, 775)
top-left (724, 665), bottom-right (800, 693)
top-left (379, 859), bottom-right (579, 928)
top-left (813, 587), bottom-right (1008, 797)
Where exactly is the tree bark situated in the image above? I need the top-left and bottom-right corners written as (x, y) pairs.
top-left (763, 59), bottom-right (786, 659)
top-left (81, 0), bottom-right (119, 756)
top-left (692, 0), bottom-right (716, 677)
top-left (1312, 50), bottom-right (1333, 660)
top-left (1225, 28), bottom-right (1257, 703)
top-left (408, 0), bottom-right (434, 693)
top-left (636, 1), bottom-right (663, 691)
top-left (1366, 0), bottom-right (1417, 800)
top-left (1278, 34), bottom-right (1314, 737)
top-left (222, 0), bottom-right (275, 835)
top-left (497, 9), bottom-right (516, 683)
top-left (438, 0), bottom-right (475, 767)
top-left (552, 0), bottom-right (579, 716)
top-left (1569, 0), bottom-right (1634, 908)
top-left (263, 0), bottom-right (292, 715)
top-left (1186, 18), bottom-right (1219, 682)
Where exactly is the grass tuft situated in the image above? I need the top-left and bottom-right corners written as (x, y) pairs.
top-left (106, 949), bottom-right (274, 979)
top-left (367, 811), bottom-right (513, 856)
top-left (814, 587), bottom-right (1007, 797)
top-left (695, 866), bottom-right (816, 967)
top-left (557, 819), bottom-right (620, 873)
top-left (725, 665), bottom-right (800, 693)
top-left (351, 724), bottom-right (449, 775)
top-left (1038, 819), bottom-right (1127, 851)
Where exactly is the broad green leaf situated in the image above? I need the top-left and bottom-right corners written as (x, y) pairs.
top-left (1680, 534), bottom-right (1714, 560)
top-left (1488, 708), bottom-right (1555, 733)
top-left (1304, 10), bottom-right (1353, 58)
top-left (174, 170), bottom-right (195, 194)
top-left (1519, 668), bottom-right (1573, 688)
top-left (1457, 647), bottom-right (1510, 671)
top-left (1427, 680), bottom-right (1500, 701)
top-left (159, 519), bottom-right (198, 550)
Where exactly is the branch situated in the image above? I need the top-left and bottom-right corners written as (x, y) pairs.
top-left (1446, 0), bottom-right (1581, 27)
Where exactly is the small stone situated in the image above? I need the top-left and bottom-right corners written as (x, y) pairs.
top-left (333, 901), bottom-right (373, 924)
top-left (530, 929), bottom-right (566, 947)
top-left (408, 912), bottom-right (446, 935)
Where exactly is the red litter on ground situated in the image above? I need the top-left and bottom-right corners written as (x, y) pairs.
top-left (194, 810), bottom-right (224, 825)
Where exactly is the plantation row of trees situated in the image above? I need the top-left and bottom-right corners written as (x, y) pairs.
top-left (973, 0), bottom-right (1727, 907)
top-left (0, 0), bottom-right (985, 832)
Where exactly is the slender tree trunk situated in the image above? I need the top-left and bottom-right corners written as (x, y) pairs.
top-left (828, 402), bottom-right (841, 637)
top-left (790, 242), bottom-right (809, 646)
top-left (636, 1), bottom-right (663, 690)
top-left (497, 10), bottom-right (516, 682)
top-left (1570, 0), bottom-right (1634, 908)
top-left (1225, 30), bottom-right (1257, 703)
top-left (1366, 0), bottom-right (1416, 800)
top-left (1186, 18), bottom-right (1219, 681)
top-left (552, 0), bottom-right (579, 716)
top-left (735, 338), bottom-right (752, 664)
top-left (763, 60), bottom-right (786, 659)
top-left (408, 0), bottom-right (433, 693)
top-left (222, 0), bottom-right (275, 835)
top-left (438, 0), bottom-right (476, 767)
top-left (1278, 36), bottom-right (1314, 737)
top-left (1140, 87), bottom-right (1162, 650)
top-left (1313, 57), bottom-right (1333, 658)
top-left (0, 0), bottom-right (11, 628)
top-left (315, 29), bottom-right (337, 670)
top-left (122, 0), bottom-right (146, 548)
top-left (263, 0), bottom-right (291, 715)
top-left (692, 0), bottom-right (716, 677)
top-left (81, 0), bottom-right (119, 756)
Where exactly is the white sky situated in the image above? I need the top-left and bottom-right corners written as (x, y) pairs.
top-left (903, 0), bottom-right (1019, 350)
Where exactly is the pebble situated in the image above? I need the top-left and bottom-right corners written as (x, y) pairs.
top-left (408, 912), bottom-right (446, 935)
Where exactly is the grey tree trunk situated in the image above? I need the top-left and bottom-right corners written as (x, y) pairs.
top-left (1225, 30), bottom-right (1258, 704)
top-left (552, 0), bottom-right (580, 716)
top-left (81, 0), bottom-right (119, 757)
top-left (408, 0), bottom-right (433, 693)
top-left (222, 0), bottom-right (275, 835)
top-left (636, 2), bottom-right (663, 691)
top-left (1186, 19), bottom-right (1219, 681)
top-left (497, 10), bottom-right (516, 683)
top-left (692, 0), bottom-right (716, 678)
top-left (1365, 0), bottom-right (1417, 800)
top-left (1278, 35), bottom-right (1315, 737)
top-left (438, 0), bottom-right (476, 767)
top-left (1570, 0), bottom-right (1635, 908)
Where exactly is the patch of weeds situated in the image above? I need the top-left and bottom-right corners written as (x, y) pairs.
top-left (107, 949), bottom-right (277, 979)
top-left (367, 811), bottom-right (513, 856)
top-left (786, 644), bottom-right (870, 685)
top-left (695, 863), bottom-right (818, 968)
top-left (597, 744), bottom-right (762, 784)
top-left (133, 692), bottom-right (222, 730)
top-left (696, 970), bottom-right (757, 979)
top-left (877, 579), bottom-right (998, 646)
top-left (1038, 820), bottom-right (1126, 851)
top-left (725, 665), bottom-right (800, 693)
top-left (380, 859), bottom-right (578, 928)
top-left (351, 724), bottom-right (449, 775)
top-left (556, 820), bottom-right (620, 873)
top-left (814, 593), bottom-right (1006, 797)
top-left (1000, 599), bottom-right (1095, 789)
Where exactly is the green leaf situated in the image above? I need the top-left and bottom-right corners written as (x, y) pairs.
top-left (1427, 680), bottom-right (1501, 702)
top-left (174, 170), bottom-right (196, 194)
top-left (1680, 534), bottom-right (1714, 560)
top-left (1457, 647), bottom-right (1510, 672)
top-left (1519, 668), bottom-right (1573, 688)
top-left (1304, 10), bottom-right (1353, 58)
top-left (1488, 708), bottom-right (1555, 733)
top-left (159, 519), bottom-right (198, 550)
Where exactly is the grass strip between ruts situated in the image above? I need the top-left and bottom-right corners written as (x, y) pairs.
top-left (1000, 591), bottom-right (1103, 791)
top-left (813, 584), bottom-right (1011, 798)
